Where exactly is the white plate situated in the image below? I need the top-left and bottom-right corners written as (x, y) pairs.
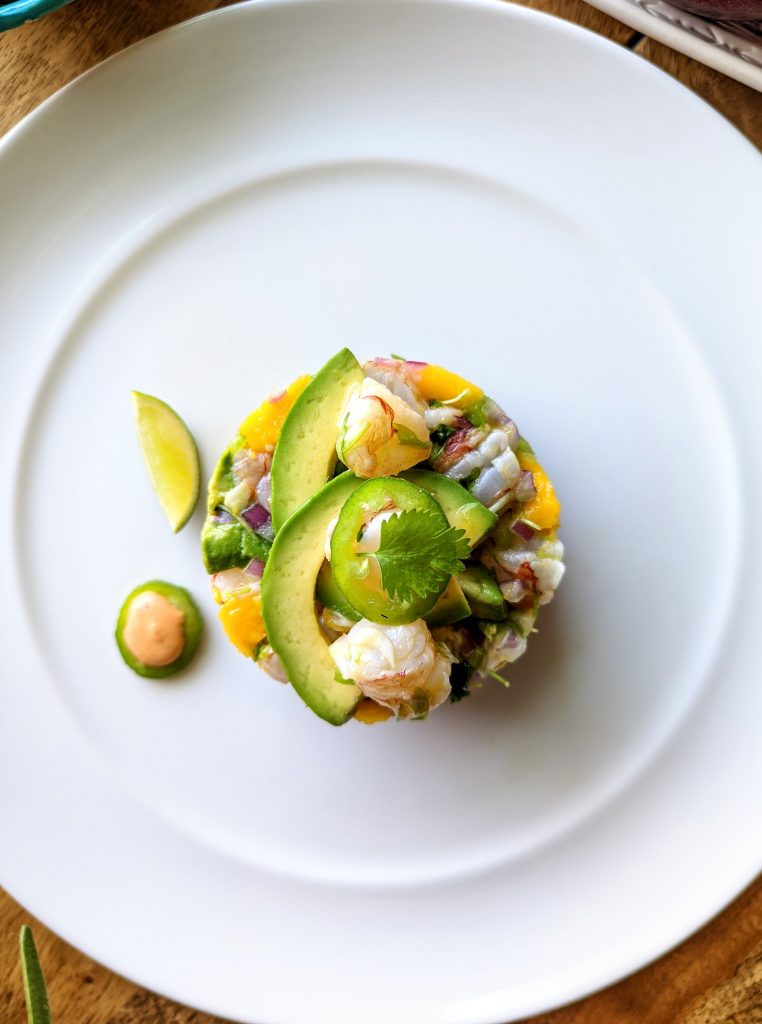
top-left (1, 1), bottom-right (761, 1021)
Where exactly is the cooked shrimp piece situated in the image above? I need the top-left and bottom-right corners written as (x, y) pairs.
top-left (210, 567), bottom-right (259, 604)
top-left (256, 643), bottom-right (289, 683)
top-left (492, 536), bottom-right (566, 605)
top-left (443, 427), bottom-right (513, 481)
top-left (319, 607), bottom-right (356, 641)
top-left (363, 358), bottom-right (427, 413)
top-left (423, 405), bottom-right (465, 430)
top-left (336, 378), bottom-right (431, 478)
top-left (328, 618), bottom-right (452, 718)
top-left (233, 448), bottom-right (270, 488)
top-left (481, 622), bottom-right (528, 672)
top-left (221, 449), bottom-right (272, 515)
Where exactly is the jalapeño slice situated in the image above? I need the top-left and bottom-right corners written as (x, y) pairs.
top-left (330, 477), bottom-right (453, 625)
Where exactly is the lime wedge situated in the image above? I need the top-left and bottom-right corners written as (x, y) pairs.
top-left (132, 391), bottom-right (200, 532)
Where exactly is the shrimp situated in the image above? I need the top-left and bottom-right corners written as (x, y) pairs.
top-left (363, 358), bottom-right (427, 414)
top-left (442, 427), bottom-right (515, 482)
top-left (319, 606), bottom-right (356, 641)
top-left (336, 377), bottom-right (431, 478)
top-left (223, 449), bottom-right (272, 515)
top-left (424, 405), bottom-right (465, 430)
top-left (490, 534), bottom-right (565, 606)
top-left (328, 618), bottom-right (452, 718)
top-left (431, 426), bottom-right (486, 473)
top-left (210, 567), bottom-right (259, 604)
top-left (255, 643), bottom-right (289, 684)
top-left (233, 448), bottom-right (270, 488)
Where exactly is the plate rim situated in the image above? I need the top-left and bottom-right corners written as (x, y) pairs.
top-left (1, 2), bottom-right (761, 1023)
top-left (1, 0), bottom-right (760, 161)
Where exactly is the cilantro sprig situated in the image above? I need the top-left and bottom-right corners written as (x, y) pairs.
top-left (372, 508), bottom-right (469, 604)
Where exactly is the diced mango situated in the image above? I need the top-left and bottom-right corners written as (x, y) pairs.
top-left (353, 699), bottom-right (394, 724)
top-left (218, 592), bottom-right (266, 657)
top-left (239, 374), bottom-right (311, 452)
top-left (416, 364), bottom-right (484, 409)
top-left (517, 451), bottom-right (561, 531)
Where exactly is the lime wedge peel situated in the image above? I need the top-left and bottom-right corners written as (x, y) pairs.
top-left (132, 391), bottom-right (200, 533)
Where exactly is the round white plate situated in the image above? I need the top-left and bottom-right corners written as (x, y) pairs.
top-left (1, 1), bottom-right (761, 1021)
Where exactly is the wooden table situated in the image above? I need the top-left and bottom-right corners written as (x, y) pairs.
top-left (1, 2), bottom-right (760, 1022)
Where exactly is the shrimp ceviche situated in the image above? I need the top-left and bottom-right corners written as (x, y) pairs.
top-left (201, 349), bottom-right (564, 725)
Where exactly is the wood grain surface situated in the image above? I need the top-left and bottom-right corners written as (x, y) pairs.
top-left (0, 1), bottom-right (760, 1022)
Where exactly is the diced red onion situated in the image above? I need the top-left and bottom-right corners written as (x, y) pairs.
top-left (256, 472), bottom-right (272, 512)
top-left (211, 507), bottom-right (235, 524)
top-left (492, 623), bottom-right (527, 662)
top-left (512, 520), bottom-right (535, 542)
top-left (500, 626), bottom-right (523, 650)
top-left (514, 469), bottom-right (536, 503)
top-left (242, 503), bottom-right (270, 529)
top-left (245, 558), bottom-right (265, 577)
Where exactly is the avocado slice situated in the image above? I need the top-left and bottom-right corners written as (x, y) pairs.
top-left (425, 577), bottom-right (471, 627)
top-left (262, 472), bottom-right (364, 725)
top-left (402, 469), bottom-right (497, 547)
top-left (458, 563), bottom-right (506, 621)
top-left (270, 349), bottom-right (364, 532)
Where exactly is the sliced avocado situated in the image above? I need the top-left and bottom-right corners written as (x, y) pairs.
top-left (262, 473), bottom-right (364, 725)
top-left (201, 518), bottom-right (271, 574)
top-left (270, 349), bottom-right (364, 532)
top-left (402, 469), bottom-right (497, 547)
top-left (425, 577), bottom-right (471, 627)
top-left (115, 580), bottom-right (203, 679)
top-left (458, 563), bottom-right (506, 621)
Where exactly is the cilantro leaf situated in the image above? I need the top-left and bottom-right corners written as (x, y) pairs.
top-left (395, 425), bottom-right (430, 449)
top-left (372, 509), bottom-right (470, 604)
